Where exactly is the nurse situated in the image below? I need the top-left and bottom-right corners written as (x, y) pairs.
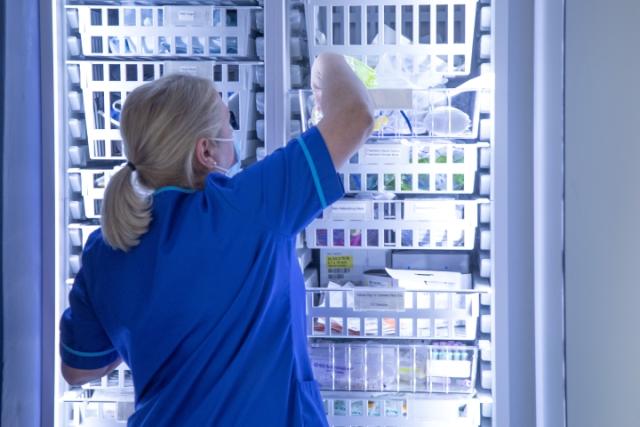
top-left (59, 52), bottom-right (373, 426)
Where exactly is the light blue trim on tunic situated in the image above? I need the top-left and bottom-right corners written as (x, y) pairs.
top-left (62, 342), bottom-right (117, 358)
top-left (296, 136), bottom-right (327, 208)
top-left (153, 186), bottom-right (197, 195)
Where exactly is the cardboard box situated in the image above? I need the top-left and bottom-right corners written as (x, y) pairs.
top-left (363, 269), bottom-right (395, 288)
top-left (386, 268), bottom-right (472, 290)
top-left (391, 250), bottom-right (471, 273)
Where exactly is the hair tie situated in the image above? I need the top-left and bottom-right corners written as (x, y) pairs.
top-left (127, 161), bottom-right (136, 172)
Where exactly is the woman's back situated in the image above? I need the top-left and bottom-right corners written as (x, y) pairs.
top-left (66, 128), bottom-right (343, 426)
top-left (59, 55), bottom-right (373, 426)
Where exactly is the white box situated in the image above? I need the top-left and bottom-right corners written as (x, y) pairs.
top-left (319, 249), bottom-right (390, 286)
top-left (391, 250), bottom-right (471, 273)
top-left (362, 269), bottom-right (394, 288)
top-left (385, 268), bottom-right (472, 290)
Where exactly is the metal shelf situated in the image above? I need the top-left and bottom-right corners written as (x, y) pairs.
top-left (62, 388), bottom-right (134, 404)
top-left (68, 55), bottom-right (263, 63)
top-left (66, 1), bottom-right (262, 8)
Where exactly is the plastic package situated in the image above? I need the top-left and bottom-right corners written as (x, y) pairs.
top-left (256, 92), bottom-right (264, 115)
top-left (67, 36), bottom-right (81, 56)
top-left (255, 36), bottom-right (264, 60)
top-left (374, 52), bottom-right (448, 90)
top-left (382, 346), bottom-right (398, 391)
top-left (365, 346), bottom-right (382, 391)
top-left (254, 66), bottom-right (265, 87)
top-left (302, 88), bottom-right (477, 139)
top-left (68, 118), bottom-right (85, 139)
top-left (480, 34), bottom-right (492, 59)
top-left (68, 146), bottom-right (88, 167)
top-left (290, 64), bottom-right (306, 87)
top-left (344, 56), bottom-right (377, 88)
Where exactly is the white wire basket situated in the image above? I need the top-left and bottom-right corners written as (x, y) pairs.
top-left (68, 223), bottom-right (100, 248)
top-left (337, 141), bottom-right (479, 194)
top-left (300, 88), bottom-right (481, 140)
top-left (68, 167), bottom-right (118, 219)
top-left (305, 199), bottom-right (478, 250)
top-left (67, 5), bottom-right (255, 57)
top-left (85, 364), bottom-right (133, 391)
top-left (306, 287), bottom-right (479, 340)
top-left (63, 387), bottom-right (134, 426)
top-left (69, 60), bottom-right (255, 161)
top-left (303, 1), bottom-right (479, 77)
top-left (321, 393), bottom-right (481, 427)
top-left (310, 342), bottom-right (478, 394)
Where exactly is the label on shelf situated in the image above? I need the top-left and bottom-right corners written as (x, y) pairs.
top-left (177, 10), bottom-right (196, 23)
top-left (386, 268), bottom-right (472, 290)
top-left (403, 200), bottom-right (460, 221)
top-left (361, 144), bottom-right (411, 164)
top-left (353, 290), bottom-right (405, 311)
top-left (430, 360), bottom-right (472, 378)
top-left (328, 201), bottom-right (369, 221)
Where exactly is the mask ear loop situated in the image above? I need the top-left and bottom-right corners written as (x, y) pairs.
top-left (210, 137), bottom-right (236, 175)
top-left (215, 136), bottom-right (239, 164)
top-left (212, 163), bottom-right (230, 174)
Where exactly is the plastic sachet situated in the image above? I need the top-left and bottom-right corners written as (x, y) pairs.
top-left (309, 56), bottom-right (376, 125)
top-left (366, 345), bottom-right (382, 391)
top-left (382, 346), bottom-right (398, 391)
top-left (309, 345), bottom-right (333, 389)
top-left (312, 281), bottom-right (360, 336)
top-left (373, 51), bottom-right (448, 90)
top-left (344, 56), bottom-right (377, 89)
top-left (398, 347), bottom-right (414, 391)
top-left (306, 52), bottom-right (474, 138)
top-left (372, 89), bottom-right (473, 136)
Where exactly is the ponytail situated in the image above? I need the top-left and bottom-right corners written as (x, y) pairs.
top-left (100, 165), bottom-right (151, 251)
top-left (98, 73), bottom-right (226, 251)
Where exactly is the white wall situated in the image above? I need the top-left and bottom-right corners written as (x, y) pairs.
top-left (565, 1), bottom-right (640, 426)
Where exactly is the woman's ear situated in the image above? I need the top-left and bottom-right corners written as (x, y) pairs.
top-left (194, 138), bottom-right (217, 172)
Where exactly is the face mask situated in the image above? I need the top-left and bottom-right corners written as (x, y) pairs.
top-left (212, 132), bottom-right (242, 177)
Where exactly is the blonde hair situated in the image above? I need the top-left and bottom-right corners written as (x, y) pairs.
top-left (100, 73), bottom-right (227, 251)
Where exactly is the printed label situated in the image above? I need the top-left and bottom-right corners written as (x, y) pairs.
top-left (365, 276), bottom-right (393, 288)
top-left (353, 291), bottom-right (405, 311)
top-left (362, 145), bottom-right (410, 164)
top-left (327, 256), bottom-right (353, 269)
top-left (177, 10), bottom-right (196, 22)
top-left (385, 268), bottom-right (469, 290)
top-left (429, 360), bottom-right (472, 378)
top-left (177, 66), bottom-right (198, 75)
top-left (403, 201), bottom-right (457, 221)
top-left (330, 202), bottom-right (368, 221)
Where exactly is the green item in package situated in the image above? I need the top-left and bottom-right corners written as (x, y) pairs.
top-left (344, 55), bottom-right (377, 88)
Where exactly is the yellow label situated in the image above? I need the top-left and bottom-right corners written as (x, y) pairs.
top-left (327, 256), bottom-right (353, 269)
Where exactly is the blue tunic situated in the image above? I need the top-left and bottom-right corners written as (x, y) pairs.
top-left (60, 127), bottom-right (343, 426)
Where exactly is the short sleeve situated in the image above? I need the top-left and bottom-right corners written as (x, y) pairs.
top-left (207, 126), bottom-right (344, 236)
top-left (60, 267), bottom-right (119, 369)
